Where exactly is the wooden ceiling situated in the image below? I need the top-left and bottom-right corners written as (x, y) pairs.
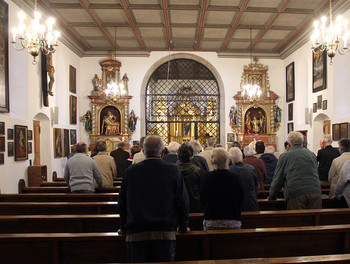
top-left (13, 0), bottom-right (350, 58)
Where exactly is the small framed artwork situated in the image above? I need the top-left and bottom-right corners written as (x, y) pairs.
top-left (227, 133), bottom-right (234, 142)
top-left (28, 142), bottom-right (32, 154)
top-left (70, 129), bottom-right (77, 145)
top-left (27, 130), bottom-right (32, 140)
top-left (70, 95), bottom-right (77, 124)
top-left (7, 128), bottom-right (13, 140)
top-left (63, 129), bottom-right (70, 157)
top-left (0, 136), bottom-right (4, 152)
top-left (0, 121), bottom-right (4, 134)
top-left (69, 65), bottom-right (76, 94)
top-left (288, 103), bottom-right (293, 121)
top-left (7, 142), bottom-right (13, 157)
top-left (286, 62), bottom-right (295, 102)
top-left (0, 1), bottom-right (9, 113)
top-left (0, 153), bottom-right (4, 165)
top-left (332, 123), bottom-right (340, 141)
top-left (312, 46), bottom-right (327, 93)
top-left (14, 125), bottom-right (28, 161)
top-left (322, 100), bottom-right (327, 110)
top-left (340, 122), bottom-right (349, 139)
top-left (54, 128), bottom-right (63, 158)
top-left (287, 123), bottom-right (294, 134)
top-left (313, 103), bottom-right (317, 113)
top-left (317, 95), bottom-right (322, 109)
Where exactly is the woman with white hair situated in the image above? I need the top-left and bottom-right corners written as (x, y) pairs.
top-left (163, 141), bottom-right (180, 163)
top-left (243, 145), bottom-right (267, 191)
top-left (189, 140), bottom-right (209, 174)
top-left (200, 148), bottom-right (244, 230)
top-left (260, 145), bottom-right (278, 184)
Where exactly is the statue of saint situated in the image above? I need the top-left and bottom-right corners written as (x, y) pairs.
top-left (80, 110), bottom-right (92, 133)
top-left (229, 106), bottom-right (237, 127)
top-left (274, 105), bottom-right (282, 123)
top-left (102, 111), bottom-right (119, 135)
top-left (46, 53), bottom-right (55, 96)
top-left (245, 111), bottom-right (252, 133)
top-left (92, 74), bottom-right (100, 91)
top-left (252, 116), bottom-right (260, 133)
top-left (128, 110), bottom-right (138, 132)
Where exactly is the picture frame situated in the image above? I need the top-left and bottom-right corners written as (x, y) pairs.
top-left (70, 95), bottom-right (77, 124)
top-left (54, 128), bottom-right (63, 158)
top-left (63, 129), bottom-right (70, 157)
top-left (0, 153), bottom-right (3, 165)
top-left (340, 122), bottom-right (349, 139)
top-left (313, 102), bottom-right (317, 113)
top-left (28, 141), bottom-right (32, 154)
top-left (227, 133), bottom-right (234, 143)
top-left (7, 128), bottom-right (13, 140)
top-left (70, 129), bottom-right (77, 145)
top-left (322, 100), bottom-right (327, 110)
top-left (0, 1), bottom-right (9, 113)
top-left (69, 65), bottom-right (76, 94)
top-left (287, 123), bottom-right (294, 134)
top-left (14, 125), bottom-right (28, 161)
top-left (0, 136), bottom-right (4, 151)
top-left (286, 62), bottom-right (295, 102)
top-left (27, 130), bottom-right (32, 140)
top-left (0, 121), bottom-right (4, 134)
top-left (312, 46), bottom-right (327, 93)
top-left (317, 95), bottom-right (322, 109)
top-left (332, 123), bottom-right (340, 141)
top-left (288, 103), bottom-right (293, 121)
top-left (7, 141), bottom-right (13, 157)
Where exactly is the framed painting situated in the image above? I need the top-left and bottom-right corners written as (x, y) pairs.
top-left (287, 123), bottom-right (294, 134)
top-left (70, 129), bottom-right (76, 145)
top-left (69, 65), bottom-right (76, 93)
top-left (323, 120), bottom-right (330, 135)
top-left (70, 95), bottom-right (77, 124)
top-left (0, 136), bottom-right (4, 151)
top-left (313, 102), bottom-right (317, 113)
top-left (227, 133), bottom-right (234, 142)
top-left (322, 100), bottom-right (327, 110)
top-left (0, 1), bottom-right (9, 113)
top-left (7, 141), bottom-right (13, 156)
top-left (332, 123), bottom-right (340, 141)
top-left (27, 130), bottom-right (32, 140)
top-left (286, 62), bottom-right (295, 102)
top-left (7, 128), bottom-right (13, 140)
top-left (28, 141), bottom-right (32, 154)
top-left (54, 128), bottom-right (63, 158)
top-left (0, 153), bottom-right (3, 165)
top-left (288, 103), bottom-right (293, 121)
top-left (340, 122), bottom-right (349, 139)
top-left (63, 129), bottom-right (69, 157)
top-left (317, 95), bottom-right (322, 109)
top-left (312, 47), bottom-right (327, 93)
top-left (14, 125), bottom-right (28, 161)
top-left (0, 121), bottom-right (4, 134)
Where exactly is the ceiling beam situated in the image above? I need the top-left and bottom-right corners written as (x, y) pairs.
top-left (222, 0), bottom-right (249, 50)
top-left (162, 0), bottom-right (171, 49)
top-left (195, 0), bottom-right (208, 50)
top-left (120, 0), bottom-right (145, 50)
top-left (276, 0), bottom-right (331, 53)
top-left (79, 0), bottom-right (116, 49)
top-left (251, 0), bottom-right (292, 50)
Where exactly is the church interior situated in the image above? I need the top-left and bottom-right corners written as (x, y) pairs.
top-left (1, 0), bottom-right (350, 262)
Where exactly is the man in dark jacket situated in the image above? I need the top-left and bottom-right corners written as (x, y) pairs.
top-left (118, 135), bottom-right (190, 262)
top-left (317, 134), bottom-right (340, 182)
top-left (110, 142), bottom-right (130, 177)
top-left (260, 146), bottom-right (278, 184)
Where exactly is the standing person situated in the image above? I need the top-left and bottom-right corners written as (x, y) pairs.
top-left (110, 142), bottom-right (130, 178)
top-left (64, 142), bottom-right (103, 193)
top-left (229, 147), bottom-right (259, 211)
top-left (254, 141), bottom-right (265, 158)
top-left (199, 137), bottom-right (216, 171)
top-left (335, 160), bottom-right (350, 207)
top-left (269, 132), bottom-right (321, 210)
top-left (200, 148), bottom-right (244, 230)
top-left (328, 138), bottom-right (350, 198)
top-left (177, 143), bottom-right (203, 213)
top-left (248, 133), bottom-right (260, 152)
top-left (260, 146), bottom-right (278, 184)
top-left (243, 145), bottom-right (267, 191)
top-left (132, 136), bottom-right (147, 164)
top-left (125, 145), bottom-right (141, 170)
top-left (163, 141), bottom-right (180, 163)
top-left (93, 141), bottom-right (117, 187)
top-left (317, 134), bottom-right (340, 182)
top-left (118, 135), bottom-right (190, 263)
top-left (189, 140), bottom-right (209, 175)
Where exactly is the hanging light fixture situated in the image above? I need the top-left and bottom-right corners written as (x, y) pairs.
top-left (104, 27), bottom-right (126, 98)
top-left (242, 29), bottom-right (262, 101)
top-left (11, 0), bottom-right (60, 65)
top-left (311, 0), bottom-right (350, 64)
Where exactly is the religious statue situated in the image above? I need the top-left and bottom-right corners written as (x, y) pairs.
top-left (80, 110), bottom-right (92, 133)
top-left (245, 111), bottom-right (252, 133)
top-left (274, 105), bottom-right (282, 123)
top-left (92, 74), bottom-right (100, 91)
top-left (102, 111), bottom-right (119, 135)
top-left (252, 116), bottom-right (260, 133)
top-left (128, 110), bottom-right (138, 132)
top-left (184, 122), bottom-right (190, 136)
top-left (229, 106), bottom-right (237, 127)
top-left (46, 53), bottom-right (55, 96)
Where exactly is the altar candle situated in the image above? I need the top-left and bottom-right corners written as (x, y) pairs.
top-left (122, 136), bottom-right (124, 141)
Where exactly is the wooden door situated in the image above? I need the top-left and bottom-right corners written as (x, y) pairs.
top-left (33, 120), bottom-right (40, 165)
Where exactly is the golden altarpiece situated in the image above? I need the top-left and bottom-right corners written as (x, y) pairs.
top-left (230, 59), bottom-right (281, 149)
top-left (83, 56), bottom-right (133, 152)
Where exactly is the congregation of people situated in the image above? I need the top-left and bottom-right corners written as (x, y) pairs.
top-left (62, 132), bottom-right (350, 262)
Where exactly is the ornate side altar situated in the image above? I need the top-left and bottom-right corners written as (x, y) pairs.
top-left (82, 55), bottom-right (134, 152)
top-left (230, 59), bottom-right (281, 149)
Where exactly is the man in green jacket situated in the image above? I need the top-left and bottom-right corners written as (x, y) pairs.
top-left (269, 131), bottom-right (321, 209)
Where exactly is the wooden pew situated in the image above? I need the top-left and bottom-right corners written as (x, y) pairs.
top-left (257, 198), bottom-right (347, 210)
top-left (52, 171), bottom-right (65, 182)
top-left (2, 225), bottom-right (350, 263)
top-left (257, 189), bottom-right (330, 199)
top-left (0, 193), bottom-right (119, 202)
top-left (264, 182), bottom-right (331, 191)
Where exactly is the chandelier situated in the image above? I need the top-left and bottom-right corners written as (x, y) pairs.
top-left (11, 0), bottom-right (60, 65)
top-left (242, 29), bottom-right (262, 101)
top-left (311, 0), bottom-right (350, 64)
top-left (104, 27), bottom-right (127, 98)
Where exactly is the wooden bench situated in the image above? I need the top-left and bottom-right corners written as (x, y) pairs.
top-left (2, 225), bottom-right (350, 263)
top-left (264, 182), bottom-right (331, 191)
top-left (257, 189), bottom-right (330, 199)
top-left (257, 198), bottom-right (347, 210)
top-left (0, 193), bottom-right (119, 202)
